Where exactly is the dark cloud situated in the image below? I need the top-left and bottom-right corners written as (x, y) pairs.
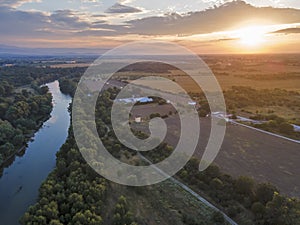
top-left (50, 10), bottom-right (90, 30)
top-left (0, 6), bottom-right (50, 36)
top-left (0, 5), bottom-right (124, 40)
top-left (0, 6), bottom-right (95, 40)
top-left (91, 20), bottom-right (107, 25)
top-left (212, 38), bottom-right (237, 42)
top-left (105, 3), bottom-right (142, 14)
top-left (272, 28), bottom-right (300, 34)
top-left (91, 14), bottom-right (107, 18)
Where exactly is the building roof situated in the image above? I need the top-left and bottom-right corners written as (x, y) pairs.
top-left (116, 97), bottom-right (153, 104)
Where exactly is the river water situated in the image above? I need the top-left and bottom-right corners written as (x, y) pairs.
top-left (0, 81), bottom-right (71, 225)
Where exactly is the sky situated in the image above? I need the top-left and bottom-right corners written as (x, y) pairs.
top-left (0, 0), bottom-right (300, 53)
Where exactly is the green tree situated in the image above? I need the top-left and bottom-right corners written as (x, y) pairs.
top-left (113, 196), bottom-right (135, 225)
top-left (12, 134), bottom-right (25, 146)
top-left (6, 101), bottom-right (30, 121)
top-left (49, 220), bottom-right (64, 225)
top-left (236, 176), bottom-right (255, 196)
top-left (0, 119), bottom-right (15, 143)
top-left (212, 211), bottom-right (225, 224)
top-left (251, 202), bottom-right (265, 219)
top-left (255, 183), bottom-right (278, 204)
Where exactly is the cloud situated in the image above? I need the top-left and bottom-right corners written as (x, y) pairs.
top-left (0, 6), bottom-right (97, 42)
top-left (1, 0), bottom-right (300, 48)
top-left (0, 0), bottom-right (41, 7)
top-left (272, 28), bottom-right (300, 34)
top-left (0, 6), bottom-right (123, 40)
top-left (0, 6), bottom-right (49, 36)
top-left (118, 0), bottom-right (135, 4)
top-left (212, 38), bottom-right (237, 42)
top-left (50, 10), bottom-right (90, 30)
top-left (125, 1), bottom-right (300, 35)
top-left (105, 3), bottom-right (142, 14)
top-left (91, 14), bottom-right (107, 18)
top-left (80, 0), bottom-right (100, 2)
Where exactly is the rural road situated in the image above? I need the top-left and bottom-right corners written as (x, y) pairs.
top-left (138, 153), bottom-right (238, 225)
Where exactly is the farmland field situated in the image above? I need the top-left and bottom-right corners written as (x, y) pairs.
top-left (131, 104), bottom-right (300, 198)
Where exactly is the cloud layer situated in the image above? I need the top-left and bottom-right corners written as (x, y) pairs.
top-left (126, 1), bottom-right (300, 35)
top-left (0, 0), bottom-right (40, 7)
top-left (273, 28), bottom-right (300, 34)
top-left (0, 0), bottom-right (300, 50)
top-left (105, 3), bottom-right (142, 14)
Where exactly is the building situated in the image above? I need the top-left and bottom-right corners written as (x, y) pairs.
top-left (188, 101), bottom-right (197, 106)
top-left (116, 97), bottom-right (153, 104)
top-left (292, 124), bottom-right (300, 132)
top-left (135, 117), bottom-right (142, 123)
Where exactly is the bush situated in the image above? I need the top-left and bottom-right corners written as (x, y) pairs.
top-left (212, 211), bottom-right (225, 224)
top-left (251, 202), bottom-right (265, 218)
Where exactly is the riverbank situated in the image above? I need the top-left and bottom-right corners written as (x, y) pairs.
top-left (0, 81), bottom-right (72, 225)
top-left (0, 106), bottom-right (52, 169)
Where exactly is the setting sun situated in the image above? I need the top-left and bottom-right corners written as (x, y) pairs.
top-left (236, 26), bottom-right (266, 47)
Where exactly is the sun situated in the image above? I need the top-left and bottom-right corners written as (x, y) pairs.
top-left (236, 26), bottom-right (266, 47)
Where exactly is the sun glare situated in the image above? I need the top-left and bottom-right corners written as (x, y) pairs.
top-left (236, 26), bottom-right (266, 47)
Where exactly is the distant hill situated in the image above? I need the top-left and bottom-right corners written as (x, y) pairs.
top-left (0, 44), bottom-right (108, 56)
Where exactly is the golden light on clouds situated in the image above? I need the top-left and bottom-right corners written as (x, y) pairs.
top-left (175, 23), bottom-right (300, 53)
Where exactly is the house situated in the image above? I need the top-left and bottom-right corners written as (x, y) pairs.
top-left (292, 124), bottom-right (300, 132)
top-left (188, 101), bottom-right (197, 106)
top-left (116, 97), bottom-right (154, 104)
top-left (135, 117), bottom-right (142, 123)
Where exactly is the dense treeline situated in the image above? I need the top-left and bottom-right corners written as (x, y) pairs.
top-left (249, 114), bottom-right (300, 139)
top-left (0, 65), bottom-right (87, 165)
top-left (224, 86), bottom-right (300, 111)
top-left (20, 133), bottom-right (107, 225)
top-left (191, 86), bottom-right (300, 117)
top-left (178, 158), bottom-right (300, 225)
top-left (0, 82), bottom-right (52, 165)
top-left (0, 66), bottom-right (86, 87)
top-left (59, 78), bottom-right (78, 97)
top-left (112, 196), bottom-right (137, 225)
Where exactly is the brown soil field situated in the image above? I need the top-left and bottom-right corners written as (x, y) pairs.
top-left (203, 118), bottom-right (300, 198)
top-left (131, 104), bottom-right (300, 198)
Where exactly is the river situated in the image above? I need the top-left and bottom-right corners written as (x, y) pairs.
top-left (0, 81), bottom-right (72, 225)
